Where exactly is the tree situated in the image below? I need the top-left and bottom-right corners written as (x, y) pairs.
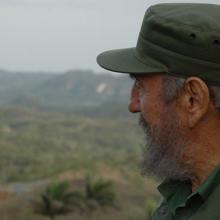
top-left (32, 176), bottom-right (117, 219)
top-left (32, 181), bottom-right (84, 220)
top-left (85, 176), bottom-right (116, 210)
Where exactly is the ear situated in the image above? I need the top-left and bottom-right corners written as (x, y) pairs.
top-left (181, 77), bottom-right (210, 128)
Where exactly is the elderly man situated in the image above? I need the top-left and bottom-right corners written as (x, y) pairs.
top-left (97, 3), bottom-right (220, 220)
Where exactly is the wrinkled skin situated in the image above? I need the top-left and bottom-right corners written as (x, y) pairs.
top-left (128, 74), bottom-right (190, 181)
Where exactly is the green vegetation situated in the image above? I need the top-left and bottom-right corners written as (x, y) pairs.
top-left (146, 199), bottom-right (157, 220)
top-left (33, 181), bottom-right (84, 219)
top-left (0, 70), bottom-right (160, 219)
top-left (0, 106), bottom-right (142, 182)
top-left (0, 106), bottom-right (160, 220)
top-left (33, 177), bottom-right (117, 219)
top-left (85, 176), bottom-right (116, 208)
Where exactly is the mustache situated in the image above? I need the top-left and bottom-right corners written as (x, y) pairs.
top-left (138, 114), bottom-right (150, 134)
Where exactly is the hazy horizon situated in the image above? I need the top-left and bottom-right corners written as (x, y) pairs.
top-left (0, 0), bottom-right (220, 73)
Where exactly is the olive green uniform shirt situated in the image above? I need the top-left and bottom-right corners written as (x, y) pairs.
top-left (153, 164), bottom-right (220, 220)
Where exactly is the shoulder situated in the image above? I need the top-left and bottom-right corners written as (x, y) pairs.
top-left (192, 186), bottom-right (220, 220)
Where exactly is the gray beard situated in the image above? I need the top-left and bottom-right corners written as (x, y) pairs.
top-left (139, 112), bottom-right (191, 181)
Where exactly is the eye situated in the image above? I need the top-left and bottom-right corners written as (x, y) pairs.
top-left (134, 79), bottom-right (141, 88)
top-left (133, 79), bottom-right (146, 99)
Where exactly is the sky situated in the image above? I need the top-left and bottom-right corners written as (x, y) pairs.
top-left (0, 0), bottom-right (220, 73)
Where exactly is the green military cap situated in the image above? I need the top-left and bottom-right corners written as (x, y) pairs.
top-left (97, 3), bottom-right (220, 86)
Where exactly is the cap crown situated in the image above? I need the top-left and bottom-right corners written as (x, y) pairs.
top-left (135, 3), bottom-right (220, 85)
top-left (97, 3), bottom-right (220, 85)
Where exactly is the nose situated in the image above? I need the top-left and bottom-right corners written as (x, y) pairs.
top-left (128, 85), bottom-right (141, 113)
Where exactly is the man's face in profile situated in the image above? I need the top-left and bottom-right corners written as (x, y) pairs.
top-left (129, 74), bottom-right (190, 181)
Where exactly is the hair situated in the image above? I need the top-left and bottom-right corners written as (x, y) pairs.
top-left (161, 74), bottom-right (220, 112)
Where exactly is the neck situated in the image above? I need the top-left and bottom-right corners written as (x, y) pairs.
top-left (190, 162), bottom-right (218, 192)
top-left (183, 126), bottom-right (220, 192)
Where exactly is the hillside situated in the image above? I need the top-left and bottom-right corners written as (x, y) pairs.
top-left (0, 70), bottom-right (53, 104)
top-left (0, 106), bottom-right (159, 220)
top-left (0, 106), bottom-right (142, 182)
top-left (0, 71), bottom-right (160, 220)
top-left (0, 69), bottom-right (133, 112)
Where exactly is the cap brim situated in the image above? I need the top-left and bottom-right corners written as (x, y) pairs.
top-left (97, 47), bottom-right (167, 74)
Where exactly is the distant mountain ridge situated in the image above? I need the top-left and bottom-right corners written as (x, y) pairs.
top-left (0, 69), bottom-right (132, 113)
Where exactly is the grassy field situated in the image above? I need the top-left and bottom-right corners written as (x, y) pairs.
top-left (0, 106), bottom-right (160, 220)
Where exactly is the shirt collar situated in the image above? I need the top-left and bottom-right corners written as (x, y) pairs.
top-left (158, 178), bottom-right (192, 214)
top-left (157, 163), bottom-right (220, 214)
top-left (196, 163), bottom-right (220, 199)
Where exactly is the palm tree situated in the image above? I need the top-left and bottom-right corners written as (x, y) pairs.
top-left (85, 176), bottom-right (116, 209)
top-left (32, 177), bottom-right (117, 218)
top-left (33, 181), bottom-right (84, 220)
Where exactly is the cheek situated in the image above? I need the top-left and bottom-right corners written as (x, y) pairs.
top-left (140, 94), bottom-right (163, 126)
